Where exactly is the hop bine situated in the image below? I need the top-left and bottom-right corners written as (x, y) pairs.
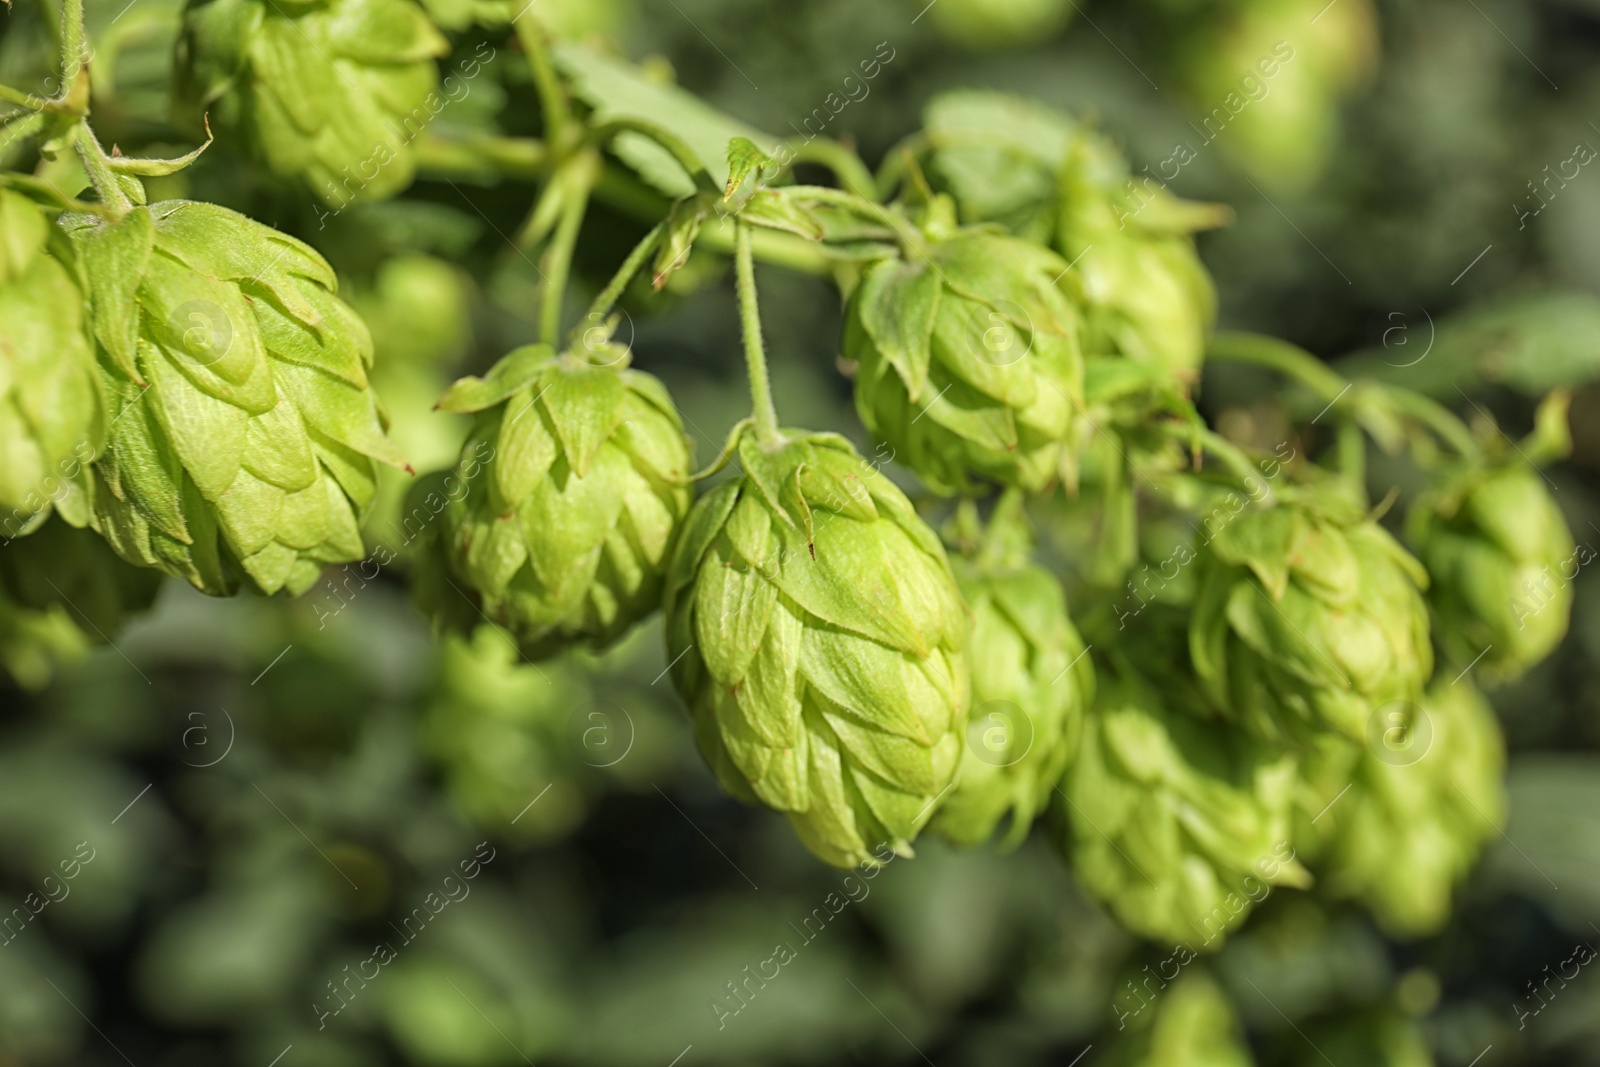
top-left (664, 428), bottom-right (970, 869)
top-left (63, 199), bottom-right (408, 596)
top-left (177, 0), bottom-right (449, 205)
top-left (0, 189), bottom-right (104, 531)
top-left (1408, 462), bottom-right (1576, 682)
top-left (1189, 492), bottom-right (1433, 744)
top-left (932, 499), bottom-right (1092, 849)
top-left (843, 219), bottom-right (1085, 495)
top-left (1297, 680), bottom-right (1505, 937)
top-left (414, 341), bottom-right (692, 659)
top-left (1056, 670), bottom-right (1309, 948)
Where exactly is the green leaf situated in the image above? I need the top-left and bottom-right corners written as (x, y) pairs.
top-left (724, 136), bottom-right (771, 200)
top-left (738, 190), bottom-right (824, 241)
top-left (437, 345), bottom-right (553, 414)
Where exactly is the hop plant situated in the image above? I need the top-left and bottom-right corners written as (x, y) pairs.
top-left (1297, 680), bottom-right (1505, 937)
top-left (63, 200), bottom-right (408, 596)
top-left (1111, 970), bottom-right (1253, 1067)
top-left (664, 428), bottom-right (971, 868)
top-left (1190, 494), bottom-right (1433, 744)
top-left (844, 223), bottom-right (1085, 494)
top-left (1408, 462), bottom-right (1576, 683)
top-left (177, 0), bottom-right (449, 206)
top-left (420, 342), bottom-right (692, 660)
top-left (0, 189), bottom-right (104, 529)
top-left (1056, 671), bottom-right (1309, 948)
top-left (932, 500), bottom-right (1092, 849)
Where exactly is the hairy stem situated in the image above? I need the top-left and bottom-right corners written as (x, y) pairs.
top-left (539, 172), bottom-right (592, 346)
top-left (74, 123), bottom-right (133, 214)
top-left (574, 220), bottom-right (665, 348)
top-left (514, 17), bottom-right (573, 153)
top-left (735, 223), bottom-right (781, 444)
top-left (780, 140), bottom-right (879, 201)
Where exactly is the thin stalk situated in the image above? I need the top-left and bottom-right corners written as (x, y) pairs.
top-left (539, 176), bottom-right (591, 346)
top-left (513, 17), bottom-right (573, 152)
top-left (411, 133), bottom-right (549, 180)
top-left (1207, 331), bottom-right (1349, 402)
top-left (573, 220), bottom-right (666, 347)
top-left (780, 139), bottom-right (879, 201)
top-left (0, 84), bottom-right (45, 111)
top-left (785, 184), bottom-right (920, 249)
top-left (74, 123), bottom-right (133, 214)
top-left (1380, 384), bottom-right (1484, 462)
top-left (735, 223), bottom-right (781, 444)
top-left (1193, 427), bottom-right (1277, 506)
top-left (58, 0), bottom-right (86, 93)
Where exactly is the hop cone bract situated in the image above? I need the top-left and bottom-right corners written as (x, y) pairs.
top-left (844, 229), bottom-right (1084, 494)
top-left (64, 200), bottom-right (407, 596)
top-left (419, 343), bottom-right (692, 659)
top-left (1056, 672), bottom-right (1309, 948)
top-left (1409, 463), bottom-right (1576, 682)
top-left (1190, 496), bottom-right (1432, 744)
top-left (664, 430), bottom-right (970, 868)
top-left (0, 190), bottom-right (104, 531)
top-left (1112, 971), bottom-right (1253, 1067)
top-left (178, 0), bottom-right (448, 205)
top-left (1297, 681), bottom-right (1505, 937)
top-left (932, 558), bottom-right (1091, 848)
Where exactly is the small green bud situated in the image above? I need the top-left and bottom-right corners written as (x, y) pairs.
top-left (844, 228), bottom-right (1085, 494)
top-left (664, 429), bottom-right (971, 868)
top-left (1056, 672), bottom-right (1309, 948)
top-left (1297, 680), bottom-right (1505, 938)
top-left (63, 201), bottom-right (408, 596)
top-left (177, 0), bottom-right (449, 205)
top-left (1111, 970), bottom-right (1252, 1067)
top-left (1408, 463), bottom-right (1576, 682)
top-left (0, 190), bottom-right (105, 528)
top-left (933, 556), bottom-right (1092, 849)
top-left (421, 343), bottom-right (692, 659)
top-left (1190, 496), bottom-right (1433, 744)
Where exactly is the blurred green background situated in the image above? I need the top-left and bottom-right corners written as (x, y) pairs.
top-left (3, 0), bottom-right (1600, 1063)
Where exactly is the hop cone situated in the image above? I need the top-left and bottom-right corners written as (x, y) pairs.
top-left (0, 189), bottom-right (104, 529)
top-left (664, 430), bottom-right (970, 868)
top-left (932, 557), bottom-right (1092, 849)
top-left (63, 200), bottom-right (407, 596)
top-left (1111, 971), bottom-right (1253, 1067)
top-left (420, 343), bottom-right (692, 659)
top-left (1298, 681), bottom-right (1505, 937)
top-left (1056, 135), bottom-right (1225, 383)
top-left (1409, 463), bottom-right (1576, 682)
top-left (1190, 496), bottom-right (1432, 744)
top-left (1056, 672), bottom-right (1309, 948)
top-left (178, 0), bottom-right (448, 205)
top-left (844, 228), bottom-right (1084, 494)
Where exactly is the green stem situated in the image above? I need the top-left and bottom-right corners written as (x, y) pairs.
top-left (539, 174), bottom-right (591, 347)
top-left (0, 112), bottom-right (47, 155)
top-left (73, 123), bottom-right (133, 214)
top-left (1207, 331), bottom-right (1349, 403)
top-left (1380, 384), bottom-right (1484, 462)
top-left (59, 0), bottom-right (86, 91)
top-left (514, 17), bottom-right (572, 153)
top-left (1193, 427), bottom-right (1277, 506)
top-left (573, 220), bottom-right (666, 347)
top-left (412, 133), bottom-right (549, 180)
top-left (785, 184), bottom-right (919, 247)
top-left (780, 139), bottom-right (879, 201)
top-left (735, 223), bottom-right (781, 444)
top-left (588, 118), bottom-right (720, 195)
top-left (0, 84), bottom-right (45, 111)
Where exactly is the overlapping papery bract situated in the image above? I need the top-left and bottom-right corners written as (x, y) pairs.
top-left (664, 431), bottom-right (971, 868)
top-left (419, 343), bottom-right (692, 659)
top-left (1190, 495), bottom-right (1433, 744)
top-left (1056, 672), bottom-right (1309, 948)
top-left (932, 558), bottom-right (1091, 848)
top-left (0, 189), bottom-right (104, 530)
top-left (1296, 680), bottom-right (1505, 937)
top-left (178, 0), bottom-right (448, 205)
top-left (1409, 463), bottom-right (1576, 682)
top-left (63, 200), bottom-right (407, 596)
top-left (844, 229), bottom-right (1085, 495)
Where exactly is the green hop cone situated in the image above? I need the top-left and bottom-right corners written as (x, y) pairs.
top-left (844, 225), bottom-right (1085, 494)
top-left (178, 0), bottom-right (448, 205)
top-left (932, 504), bottom-right (1092, 848)
top-left (422, 342), bottom-right (692, 659)
top-left (1056, 135), bottom-right (1227, 384)
top-left (0, 189), bottom-right (104, 532)
top-left (1297, 680), bottom-right (1505, 937)
top-left (1408, 463), bottom-right (1576, 682)
top-left (1111, 970), bottom-right (1254, 1067)
top-left (664, 428), bottom-right (971, 868)
top-left (1190, 494), bottom-right (1433, 744)
top-left (63, 200), bottom-right (408, 596)
top-left (1056, 671), bottom-right (1309, 948)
